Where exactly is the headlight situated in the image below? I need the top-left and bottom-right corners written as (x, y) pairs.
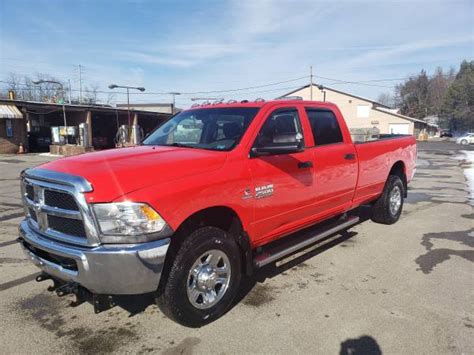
top-left (92, 202), bottom-right (167, 236)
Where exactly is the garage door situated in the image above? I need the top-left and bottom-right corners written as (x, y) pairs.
top-left (389, 123), bottom-right (410, 135)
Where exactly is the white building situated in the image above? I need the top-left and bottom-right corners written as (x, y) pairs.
top-left (281, 84), bottom-right (429, 136)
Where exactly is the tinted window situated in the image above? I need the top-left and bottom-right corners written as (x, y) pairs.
top-left (142, 107), bottom-right (260, 151)
top-left (305, 109), bottom-right (343, 146)
top-left (254, 108), bottom-right (304, 148)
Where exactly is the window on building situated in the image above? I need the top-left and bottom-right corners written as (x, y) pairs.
top-left (357, 105), bottom-right (370, 118)
top-left (305, 108), bottom-right (343, 146)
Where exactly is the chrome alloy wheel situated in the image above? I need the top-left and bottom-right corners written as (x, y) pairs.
top-left (186, 249), bottom-right (231, 309)
top-left (389, 185), bottom-right (402, 216)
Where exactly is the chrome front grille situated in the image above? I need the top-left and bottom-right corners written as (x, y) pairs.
top-left (44, 190), bottom-right (79, 211)
top-left (25, 184), bottom-right (35, 201)
top-left (28, 207), bottom-right (38, 222)
top-left (21, 168), bottom-right (99, 247)
top-left (47, 215), bottom-right (87, 237)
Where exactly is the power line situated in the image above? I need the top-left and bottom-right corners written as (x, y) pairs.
top-left (0, 77), bottom-right (310, 96)
top-left (175, 76), bottom-right (309, 95)
top-left (314, 75), bottom-right (395, 88)
top-left (0, 70), bottom-right (458, 101)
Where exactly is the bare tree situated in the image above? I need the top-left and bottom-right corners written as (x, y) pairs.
top-left (106, 92), bottom-right (117, 105)
top-left (5, 73), bottom-right (24, 99)
top-left (427, 67), bottom-right (455, 116)
top-left (33, 73), bottom-right (66, 102)
top-left (3, 72), bottom-right (66, 102)
top-left (376, 92), bottom-right (395, 108)
top-left (82, 84), bottom-right (100, 104)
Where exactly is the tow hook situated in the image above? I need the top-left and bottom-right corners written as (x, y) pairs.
top-left (35, 272), bottom-right (61, 292)
top-left (35, 272), bottom-right (115, 314)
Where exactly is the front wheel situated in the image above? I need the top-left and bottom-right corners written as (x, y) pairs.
top-left (371, 175), bottom-right (404, 225)
top-left (156, 226), bottom-right (241, 327)
top-left (460, 139), bottom-right (469, 145)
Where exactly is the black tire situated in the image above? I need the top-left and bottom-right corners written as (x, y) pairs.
top-left (156, 226), bottom-right (241, 327)
top-left (461, 139), bottom-right (468, 145)
top-left (371, 175), bottom-right (404, 225)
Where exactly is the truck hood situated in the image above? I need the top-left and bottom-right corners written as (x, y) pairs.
top-left (40, 146), bottom-right (227, 202)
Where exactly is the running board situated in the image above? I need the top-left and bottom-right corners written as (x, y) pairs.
top-left (254, 215), bottom-right (359, 268)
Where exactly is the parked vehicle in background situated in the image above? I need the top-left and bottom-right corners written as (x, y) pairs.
top-left (456, 133), bottom-right (474, 145)
top-left (18, 99), bottom-right (417, 327)
top-left (440, 130), bottom-right (453, 138)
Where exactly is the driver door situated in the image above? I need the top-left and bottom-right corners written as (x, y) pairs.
top-left (247, 107), bottom-right (315, 244)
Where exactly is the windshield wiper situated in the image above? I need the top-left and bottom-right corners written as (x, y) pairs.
top-left (163, 143), bottom-right (196, 148)
top-left (149, 143), bottom-right (222, 151)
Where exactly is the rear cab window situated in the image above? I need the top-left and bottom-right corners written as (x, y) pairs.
top-left (305, 108), bottom-right (343, 146)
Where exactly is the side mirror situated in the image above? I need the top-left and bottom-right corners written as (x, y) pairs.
top-left (251, 133), bottom-right (304, 157)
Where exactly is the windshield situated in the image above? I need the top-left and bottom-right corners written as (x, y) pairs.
top-left (142, 107), bottom-right (260, 151)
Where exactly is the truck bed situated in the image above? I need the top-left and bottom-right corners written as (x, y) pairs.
top-left (352, 135), bottom-right (417, 206)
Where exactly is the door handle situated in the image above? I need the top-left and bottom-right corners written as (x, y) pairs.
top-left (344, 153), bottom-right (356, 160)
top-left (298, 161), bottom-right (313, 169)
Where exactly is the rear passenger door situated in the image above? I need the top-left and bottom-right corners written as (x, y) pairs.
top-left (304, 107), bottom-right (358, 216)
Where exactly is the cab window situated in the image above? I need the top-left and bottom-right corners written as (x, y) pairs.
top-left (305, 108), bottom-right (343, 146)
top-left (254, 108), bottom-right (304, 148)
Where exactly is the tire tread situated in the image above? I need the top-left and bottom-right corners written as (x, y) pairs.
top-left (371, 175), bottom-right (404, 225)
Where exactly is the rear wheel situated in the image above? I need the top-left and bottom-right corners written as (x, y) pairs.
top-left (156, 226), bottom-right (241, 327)
top-left (371, 175), bottom-right (404, 225)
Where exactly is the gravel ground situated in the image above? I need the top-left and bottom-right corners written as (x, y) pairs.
top-left (0, 142), bottom-right (473, 354)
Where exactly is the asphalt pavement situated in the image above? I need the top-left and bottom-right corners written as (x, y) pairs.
top-left (0, 142), bottom-right (472, 354)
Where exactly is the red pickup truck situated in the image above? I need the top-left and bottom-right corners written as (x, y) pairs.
top-left (18, 99), bottom-right (416, 326)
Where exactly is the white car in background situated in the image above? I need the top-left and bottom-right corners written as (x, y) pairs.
top-left (456, 133), bottom-right (474, 145)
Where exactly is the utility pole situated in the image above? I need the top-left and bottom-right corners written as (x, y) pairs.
top-left (68, 79), bottom-right (72, 104)
top-left (126, 87), bottom-right (130, 126)
top-left (168, 92), bottom-right (181, 113)
top-left (310, 65), bottom-right (314, 101)
top-left (78, 64), bottom-right (83, 104)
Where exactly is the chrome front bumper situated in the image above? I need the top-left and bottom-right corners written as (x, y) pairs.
top-left (18, 220), bottom-right (170, 295)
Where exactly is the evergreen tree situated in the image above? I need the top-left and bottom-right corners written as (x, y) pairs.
top-left (440, 60), bottom-right (474, 131)
top-left (396, 70), bottom-right (430, 119)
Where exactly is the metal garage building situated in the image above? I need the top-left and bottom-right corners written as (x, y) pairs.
top-left (0, 99), bottom-right (171, 155)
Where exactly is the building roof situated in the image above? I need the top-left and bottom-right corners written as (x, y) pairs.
top-left (0, 99), bottom-right (171, 117)
top-left (422, 115), bottom-right (439, 125)
top-left (373, 107), bottom-right (427, 124)
top-left (278, 84), bottom-right (392, 109)
top-left (116, 103), bottom-right (172, 108)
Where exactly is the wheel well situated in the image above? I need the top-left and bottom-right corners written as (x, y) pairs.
top-left (166, 207), bottom-right (253, 276)
top-left (389, 161), bottom-right (407, 197)
top-left (178, 206), bottom-right (242, 233)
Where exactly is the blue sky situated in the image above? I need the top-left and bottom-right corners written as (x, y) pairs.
top-left (1, 0), bottom-right (473, 107)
